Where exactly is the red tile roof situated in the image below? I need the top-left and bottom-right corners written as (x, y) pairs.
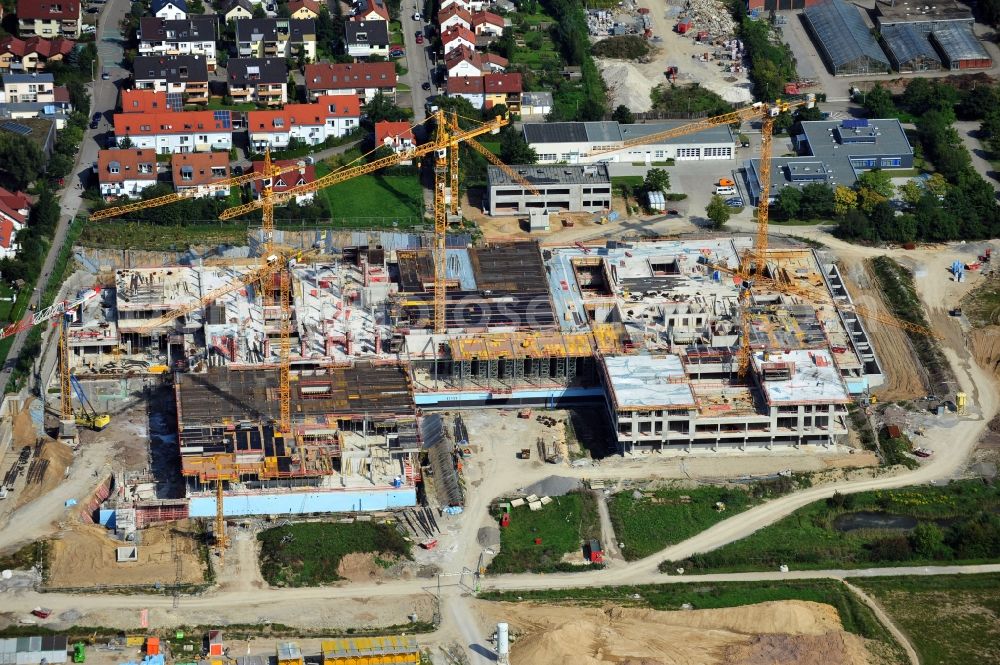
top-left (305, 62), bottom-right (397, 91)
top-left (121, 89), bottom-right (171, 114)
top-left (0, 186), bottom-right (29, 225)
top-left (97, 149), bottom-right (157, 185)
top-left (114, 110), bottom-right (233, 137)
top-left (438, 4), bottom-right (472, 25)
top-left (481, 52), bottom-right (509, 68)
top-left (288, 0), bottom-right (323, 15)
top-left (0, 35), bottom-right (75, 58)
top-left (444, 44), bottom-right (481, 71)
top-left (446, 76), bottom-right (484, 95)
top-left (354, 0), bottom-right (390, 21)
top-left (17, 0), bottom-right (81, 21)
top-left (251, 159), bottom-right (317, 195)
top-left (53, 85), bottom-right (69, 103)
top-left (0, 218), bottom-right (14, 250)
top-left (247, 95), bottom-right (360, 133)
top-left (471, 10), bottom-right (503, 27)
top-left (484, 72), bottom-right (522, 94)
top-left (172, 152), bottom-right (230, 187)
top-left (375, 120), bottom-right (415, 145)
top-left (442, 25), bottom-right (476, 46)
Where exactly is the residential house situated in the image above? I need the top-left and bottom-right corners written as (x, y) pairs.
top-left (227, 57), bottom-right (288, 106)
top-left (353, 0), bottom-right (390, 22)
top-left (0, 187), bottom-right (29, 259)
top-left (444, 44), bottom-right (506, 78)
top-left (235, 18), bottom-right (317, 62)
top-left (113, 109), bottom-right (234, 154)
top-left (471, 11), bottom-right (504, 36)
top-left (131, 55), bottom-right (209, 105)
top-left (96, 148), bottom-right (158, 199)
top-left (440, 0), bottom-right (484, 13)
top-left (446, 76), bottom-right (484, 107)
top-left (304, 62), bottom-right (396, 103)
top-left (442, 25), bottom-right (476, 54)
top-left (438, 5), bottom-right (471, 32)
top-left (120, 89), bottom-right (178, 113)
top-left (0, 73), bottom-right (57, 103)
top-left (345, 20), bottom-right (390, 59)
top-left (288, 0), bottom-right (323, 19)
top-left (0, 36), bottom-right (75, 72)
top-left (16, 0), bottom-right (82, 39)
top-left (138, 17), bottom-right (218, 70)
top-left (251, 158), bottom-right (317, 204)
top-left (171, 152), bottom-right (230, 198)
top-left (374, 120), bottom-right (415, 164)
top-left (484, 72), bottom-right (521, 113)
top-left (246, 95), bottom-right (360, 150)
top-left (152, 0), bottom-right (187, 20)
top-left (223, 0), bottom-right (255, 22)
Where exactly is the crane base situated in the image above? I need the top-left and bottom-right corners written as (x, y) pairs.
top-left (58, 419), bottom-right (77, 441)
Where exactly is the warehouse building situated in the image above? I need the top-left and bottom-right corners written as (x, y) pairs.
top-left (930, 24), bottom-right (993, 70)
top-left (523, 121), bottom-right (736, 165)
top-left (881, 24), bottom-right (942, 72)
top-left (485, 163), bottom-right (612, 216)
top-left (802, 0), bottom-right (891, 76)
top-left (745, 118), bottom-right (913, 204)
top-left (874, 0), bottom-right (973, 31)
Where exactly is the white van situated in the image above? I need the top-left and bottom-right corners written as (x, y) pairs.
top-left (715, 186), bottom-right (737, 196)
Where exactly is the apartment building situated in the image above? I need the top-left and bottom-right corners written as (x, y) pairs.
top-left (0, 186), bottom-right (29, 259)
top-left (138, 17), bottom-right (218, 71)
top-left (0, 36), bottom-right (75, 72)
top-left (304, 62), bottom-right (396, 103)
top-left (222, 0), bottom-right (255, 21)
top-left (0, 73), bottom-right (57, 103)
top-left (152, 0), bottom-right (188, 20)
top-left (442, 25), bottom-right (476, 54)
top-left (132, 55), bottom-right (210, 105)
top-left (471, 10), bottom-right (504, 36)
top-left (96, 148), bottom-right (158, 199)
top-left (246, 95), bottom-right (360, 150)
top-left (444, 45), bottom-right (506, 78)
top-left (235, 18), bottom-right (317, 62)
top-left (484, 72), bottom-right (521, 113)
top-left (171, 152), bottom-right (230, 198)
top-left (16, 0), bottom-right (82, 39)
top-left (353, 0), bottom-right (390, 21)
top-left (227, 58), bottom-right (288, 106)
top-left (345, 20), bottom-right (390, 59)
top-left (113, 109), bottom-right (234, 154)
top-left (439, 5), bottom-right (471, 31)
top-left (288, 0), bottom-right (323, 19)
top-left (250, 158), bottom-right (317, 204)
top-left (120, 89), bottom-right (178, 114)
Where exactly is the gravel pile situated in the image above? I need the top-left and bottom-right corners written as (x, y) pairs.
top-left (522, 476), bottom-right (582, 497)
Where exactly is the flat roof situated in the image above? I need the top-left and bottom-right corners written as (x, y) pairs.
top-left (603, 355), bottom-right (696, 409)
top-left (755, 349), bottom-right (851, 405)
top-left (487, 163), bottom-right (611, 187)
top-left (876, 0), bottom-right (972, 23)
top-left (523, 120), bottom-right (734, 146)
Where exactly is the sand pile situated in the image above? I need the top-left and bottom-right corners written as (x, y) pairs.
top-left (598, 61), bottom-right (656, 112)
top-left (502, 601), bottom-right (872, 665)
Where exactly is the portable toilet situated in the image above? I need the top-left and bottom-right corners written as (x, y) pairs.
top-left (207, 631), bottom-right (223, 657)
top-left (146, 638), bottom-right (160, 656)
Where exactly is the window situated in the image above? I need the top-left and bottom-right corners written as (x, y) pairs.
top-left (198, 135), bottom-right (208, 142)
top-left (108, 162), bottom-right (120, 174)
top-left (676, 147), bottom-right (700, 158)
top-left (654, 150), bottom-right (665, 159)
top-left (882, 158), bottom-right (902, 167)
top-left (851, 158), bottom-right (877, 169)
top-left (180, 167), bottom-right (193, 181)
top-left (559, 153), bottom-right (574, 161)
top-left (538, 153), bottom-right (556, 162)
top-left (138, 163), bottom-right (152, 174)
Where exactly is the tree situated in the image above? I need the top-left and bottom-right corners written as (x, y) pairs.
top-left (0, 134), bottom-right (45, 189)
top-left (863, 84), bottom-right (896, 119)
top-left (925, 173), bottom-right (948, 198)
top-left (835, 209), bottom-right (875, 242)
top-left (773, 187), bottom-right (802, 220)
top-left (856, 169), bottom-right (894, 197)
top-left (833, 185), bottom-right (858, 215)
top-left (499, 126), bottom-right (537, 164)
top-left (117, 135), bottom-right (135, 149)
top-left (910, 522), bottom-right (950, 560)
top-left (856, 185), bottom-right (888, 215)
top-left (867, 535), bottom-right (913, 562)
top-left (979, 0), bottom-right (1000, 26)
top-left (611, 104), bottom-right (635, 125)
top-left (798, 183), bottom-right (835, 219)
top-left (287, 75), bottom-right (298, 103)
top-left (982, 109), bottom-right (1000, 156)
top-left (642, 167), bottom-right (669, 193)
top-left (705, 195), bottom-right (731, 229)
top-left (252, 3), bottom-right (266, 18)
top-left (898, 180), bottom-right (923, 207)
top-left (316, 8), bottom-right (336, 53)
top-left (362, 91), bottom-right (408, 123)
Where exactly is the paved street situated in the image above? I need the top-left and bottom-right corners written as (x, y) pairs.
top-left (399, 5), bottom-right (434, 126)
top-left (0, 0), bottom-right (130, 390)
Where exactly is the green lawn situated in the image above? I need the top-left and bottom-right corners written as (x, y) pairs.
top-left (203, 98), bottom-right (258, 112)
top-left (480, 579), bottom-right (906, 662)
top-left (662, 480), bottom-right (1000, 574)
top-left (609, 486), bottom-right (756, 561)
top-left (80, 221), bottom-right (251, 250)
top-left (487, 491), bottom-right (601, 574)
top-left (258, 521), bottom-right (411, 587)
top-left (315, 165), bottom-right (425, 223)
top-left (852, 573), bottom-right (1000, 665)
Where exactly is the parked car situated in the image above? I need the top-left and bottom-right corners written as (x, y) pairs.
top-left (913, 447), bottom-right (934, 458)
top-left (665, 208), bottom-right (680, 216)
top-left (421, 81), bottom-right (431, 90)
top-left (89, 112), bottom-right (101, 129)
top-left (85, 6), bottom-right (99, 13)
top-left (726, 197), bottom-right (744, 207)
top-left (416, 33), bottom-right (424, 44)
top-left (412, 11), bottom-right (422, 20)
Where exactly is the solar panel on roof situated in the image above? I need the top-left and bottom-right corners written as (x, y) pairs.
top-left (213, 110), bottom-right (231, 129)
top-left (0, 121), bottom-right (32, 136)
top-left (166, 92), bottom-right (183, 111)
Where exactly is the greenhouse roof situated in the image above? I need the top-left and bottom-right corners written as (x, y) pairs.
top-left (804, 0), bottom-right (890, 68)
top-left (882, 24), bottom-right (940, 66)
top-left (931, 24), bottom-right (991, 62)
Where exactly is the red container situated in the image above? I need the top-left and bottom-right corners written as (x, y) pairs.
top-left (146, 638), bottom-right (160, 656)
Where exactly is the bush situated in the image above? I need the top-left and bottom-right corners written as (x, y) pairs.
top-left (591, 35), bottom-right (651, 60)
top-left (650, 83), bottom-right (730, 117)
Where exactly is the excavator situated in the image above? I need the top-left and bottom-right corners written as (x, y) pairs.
top-left (69, 374), bottom-right (110, 431)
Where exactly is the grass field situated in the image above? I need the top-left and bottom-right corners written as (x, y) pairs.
top-left (79, 222), bottom-right (250, 250)
top-left (316, 168), bottom-right (424, 222)
top-left (257, 521), bottom-right (411, 587)
top-left (662, 480), bottom-right (1000, 573)
top-left (487, 491), bottom-right (601, 574)
top-left (480, 579), bottom-right (905, 661)
top-left (852, 573), bottom-right (1000, 665)
top-left (609, 486), bottom-right (755, 561)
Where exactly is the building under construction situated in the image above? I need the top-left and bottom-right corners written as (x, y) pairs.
top-left (68, 237), bottom-right (884, 516)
